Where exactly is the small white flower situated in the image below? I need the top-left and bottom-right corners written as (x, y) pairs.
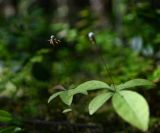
top-left (88, 32), bottom-right (96, 43)
top-left (50, 35), bottom-right (55, 39)
top-left (88, 32), bottom-right (94, 40)
top-left (48, 34), bottom-right (61, 46)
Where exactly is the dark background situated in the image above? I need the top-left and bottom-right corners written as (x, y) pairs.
top-left (0, 0), bottom-right (160, 132)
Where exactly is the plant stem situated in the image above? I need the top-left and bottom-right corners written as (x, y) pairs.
top-left (90, 39), bottom-right (116, 91)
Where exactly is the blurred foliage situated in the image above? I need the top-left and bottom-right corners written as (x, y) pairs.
top-left (0, 0), bottom-right (159, 132)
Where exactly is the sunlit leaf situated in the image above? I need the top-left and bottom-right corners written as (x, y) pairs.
top-left (62, 108), bottom-right (72, 113)
top-left (70, 80), bottom-right (112, 96)
top-left (112, 90), bottom-right (149, 131)
top-left (89, 92), bottom-right (113, 115)
top-left (59, 91), bottom-right (73, 106)
top-left (48, 91), bottom-right (63, 103)
top-left (116, 79), bottom-right (153, 90)
top-left (68, 89), bottom-right (88, 97)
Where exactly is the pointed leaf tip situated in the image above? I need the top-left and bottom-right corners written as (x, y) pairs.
top-left (117, 79), bottom-right (153, 90)
top-left (89, 92), bottom-right (113, 115)
top-left (48, 91), bottom-right (63, 103)
top-left (62, 108), bottom-right (72, 113)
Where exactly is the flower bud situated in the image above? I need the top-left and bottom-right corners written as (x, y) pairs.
top-left (88, 32), bottom-right (96, 44)
top-left (50, 35), bottom-right (55, 39)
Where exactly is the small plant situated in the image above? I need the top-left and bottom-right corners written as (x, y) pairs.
top-left (48, 33), bottom-right (154, 131)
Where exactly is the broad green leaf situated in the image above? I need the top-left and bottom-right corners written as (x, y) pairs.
top-left (62, 108), bottom-right (72, 113)
top-left (48, 90), bottom-right (73, 105)
top-left (89, 92), bottom-right (113, 115)
top-left (68, 89), bottom-right (88, 97)
top-left (48, 91), bottom-right (63, 103)
top-left (112, 90), bottom-right (149, 131)
top-left (116, 79), bottom-right (153, 90)
top-left (0, 110), bottom-right (12, 123)
top-left (59, 91), bottom-right (73, 105)
top-left (70, 80), bottom-right (112, 96)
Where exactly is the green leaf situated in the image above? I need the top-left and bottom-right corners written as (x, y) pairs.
top-left (68, 89), bottom-right (88, 97)
top-left (62, 108), bottom-right (72, 113)
top-left (0, 110), bottom-right (12, 123)
top-left (89, 92), bottom-right (113, 115)
top-left (116, 79), bottom-right (153, 90)
top-left (112, 90), bottom-right (149, 131)
top-left (48, 90), bottom-right (73, 105)
top-left (48, 91), bottom-right (63, 103)
top-left (70, 80), bottom-right (112, 96)
top-left (59, 91), bottom-right (73, 105)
